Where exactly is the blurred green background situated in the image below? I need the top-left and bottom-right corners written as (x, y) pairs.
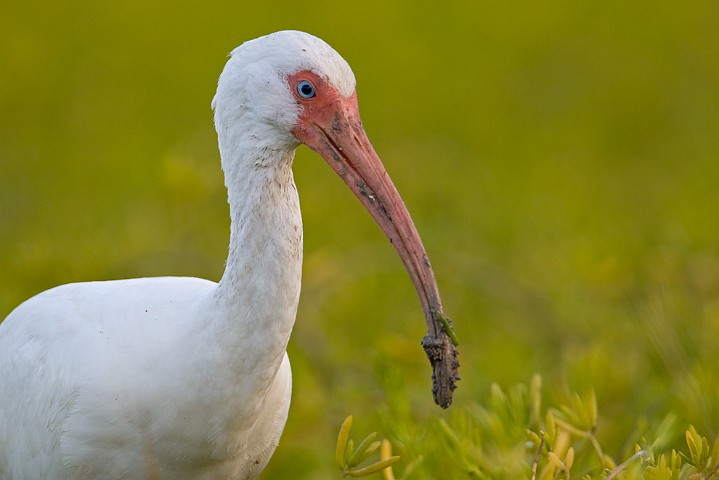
top-left (1, 0), bottom-right (718, 477)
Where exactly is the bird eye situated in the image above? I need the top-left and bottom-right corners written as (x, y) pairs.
top-left (297, 80), bottom-right (316, 99)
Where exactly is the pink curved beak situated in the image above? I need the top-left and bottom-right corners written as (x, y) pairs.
top-left (291, 74), bottom-right (459, 407)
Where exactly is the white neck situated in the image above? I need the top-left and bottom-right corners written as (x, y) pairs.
top-left (204, 124), bottom-right (303, 397)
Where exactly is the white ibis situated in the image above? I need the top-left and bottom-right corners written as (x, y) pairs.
top-left (0, 31), bottom-right (458, 479)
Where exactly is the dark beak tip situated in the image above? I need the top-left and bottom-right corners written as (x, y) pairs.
top-left (422, 334), bottom-right (460, 408)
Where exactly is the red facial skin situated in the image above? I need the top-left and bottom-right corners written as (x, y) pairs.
top-left (288, 70), bottom-right (459, 408)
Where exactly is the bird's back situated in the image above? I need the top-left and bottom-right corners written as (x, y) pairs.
top-left (0, 277), bottom-right (292, 479)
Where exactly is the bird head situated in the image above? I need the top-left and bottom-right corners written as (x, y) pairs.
top-left (213, 30), bottom-right (356, 151)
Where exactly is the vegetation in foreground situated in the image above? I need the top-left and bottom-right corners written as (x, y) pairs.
top-left (335, 375), bottom-right (719, 479)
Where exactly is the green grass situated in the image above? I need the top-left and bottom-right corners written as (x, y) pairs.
top-left (1, 0), bottom-right (718, 478)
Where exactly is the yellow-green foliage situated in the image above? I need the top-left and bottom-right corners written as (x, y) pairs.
top-left (334, 416), bottom-right (400, 478)
top-left (344, 376), bottom-right (718, 479)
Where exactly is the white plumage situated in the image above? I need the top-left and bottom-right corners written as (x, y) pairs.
top-left (0, 30), bottom-right (451, 479)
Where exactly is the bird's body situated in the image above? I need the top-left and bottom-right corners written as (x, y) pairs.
top-left (1, 278), bottom-right (292, 479)
top-left (0, 30), bottom-right (457, 479)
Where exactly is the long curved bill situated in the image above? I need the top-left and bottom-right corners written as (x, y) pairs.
top-left (293, 90), bottom-right (460, 408)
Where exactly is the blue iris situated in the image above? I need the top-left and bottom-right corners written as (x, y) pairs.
top-left (297, 80), bottom-right (316, 99)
